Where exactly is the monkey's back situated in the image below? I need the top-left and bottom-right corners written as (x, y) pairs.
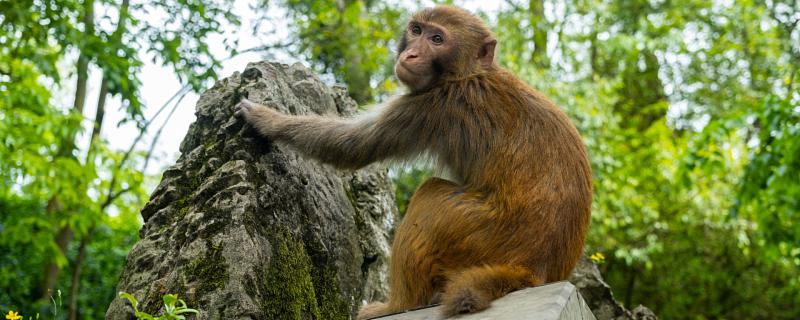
top-left (428, 70), bottom-right (593, 281)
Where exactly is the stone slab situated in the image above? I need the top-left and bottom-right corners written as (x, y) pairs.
top-left (375, 281), bottom-right (597, 320)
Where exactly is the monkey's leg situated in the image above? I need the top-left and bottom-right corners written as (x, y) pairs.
top-left (439, 264), bottom-right (542, 317)
top-left (387, 178), bottom-right (467, 310)
top-left (357, 178), bottom-right (458, 319)
top-left (365, 177), bottom-right (486, 317)
top-left (361, 178), bottom-right (537, 318)
top-left (388, 178), bottom-right (546, 318)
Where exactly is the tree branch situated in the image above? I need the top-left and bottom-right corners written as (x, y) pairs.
top-left (143, 88), bottom-right (191, 172)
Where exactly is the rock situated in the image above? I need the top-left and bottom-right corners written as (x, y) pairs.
top-left (372, 282), bottom-right (596, 320)
top-left (106, 62), bottom-right (396, 319)
top-left (569, 257), bottom-right (657, 320)
top-left (368, 257), bottom-right (659, 320)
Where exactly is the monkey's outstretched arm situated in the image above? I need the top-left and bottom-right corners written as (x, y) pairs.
top-left (235, 98), bottom-right (422, 169)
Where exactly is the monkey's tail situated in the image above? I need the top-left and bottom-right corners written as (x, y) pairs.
top-left (440, 264), bottom-right (542, 317)
top-left (356, 302), bottom-right (388, 320)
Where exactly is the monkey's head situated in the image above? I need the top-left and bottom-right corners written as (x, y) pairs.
top-left (395, 6), bottom-right (497, 92)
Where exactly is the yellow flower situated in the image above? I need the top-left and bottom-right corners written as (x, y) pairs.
top-left (590, 252), bottom-right (605, 263)
top-left (5, 311), bottom-right (22, 320)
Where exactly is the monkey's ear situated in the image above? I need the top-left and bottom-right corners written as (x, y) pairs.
top-left (478, 37), bottom-right (497, 67)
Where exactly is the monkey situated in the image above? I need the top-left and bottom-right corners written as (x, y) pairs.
top-left (234, 5), bottom-right (592, 319)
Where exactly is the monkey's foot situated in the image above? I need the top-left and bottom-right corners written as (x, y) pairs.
top-left (357, 302), bottom-right (389, 320)
top-left (441, 286), bottom-right (491, 317)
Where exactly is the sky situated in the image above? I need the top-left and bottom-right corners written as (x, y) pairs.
top-left (83, 1), bottom-right (507, 176)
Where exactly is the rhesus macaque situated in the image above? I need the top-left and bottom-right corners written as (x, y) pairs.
top-left (235, 5), bottom-right (592, 319)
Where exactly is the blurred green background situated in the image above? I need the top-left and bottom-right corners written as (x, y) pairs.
top-left (1, 0), bottom-right (798, 319)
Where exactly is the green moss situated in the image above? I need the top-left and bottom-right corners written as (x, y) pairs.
top-left (186, 240), bottom-right (230, 296)
top-left (302, 227), bottom-right (351, 320)
top-left (171, 174), bottom-right (204, 223)
top-left (176, 205), bottom-right (190, 220)
top-left (261, 232), bottom-right (321, 319)
top-left (342, 182), bottom-right (358, 209)
top-left (259, 231), bottom-right (351, 319)
top-left (343, 182), bottom-right (366, 230)
top-left (203, 139), bottom-right (216, 151)
top-left (141, 281), bottom-right (168, 314)
top-left (311, 268), bottom-right (350, 320)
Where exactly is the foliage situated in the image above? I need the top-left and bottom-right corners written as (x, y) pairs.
top-left (118, 293), bottom-right (199, 320)
top-left (737, 96), bottom-right (800, 250)
top-left (54, 208), bottom-right (142, 319)
top-left (391, 167), bottom-right (432, 216)
top-left (1, 289), bottom-right (60, 320)
top-left (493, 1), bottom-right (798, 318)
top-left (0, 0), bottom-right (236, 318)
top-left (306, 1), bottom-right (798, 318)
top-left (277, 0), bottom-right (407, 103)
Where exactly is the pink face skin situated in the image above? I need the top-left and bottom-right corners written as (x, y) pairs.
top-left (395, 21), bottom-right (454, 91)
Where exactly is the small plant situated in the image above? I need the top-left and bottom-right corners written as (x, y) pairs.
top-left (2, 289), bottom-right (57, 320)
top-left (119, 292), bottom-right (199, 320)
top-left (50, 290), bottom-right (62, 318)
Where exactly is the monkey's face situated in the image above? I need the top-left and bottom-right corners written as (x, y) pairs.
top-left (396, 7), bottom-right (498, 93)
top-left (395, 20), bottom-right (454, 92)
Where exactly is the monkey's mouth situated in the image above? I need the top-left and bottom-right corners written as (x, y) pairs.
top-left (395, 64), bottom-right (418, 85)
top-left (396, 62), bottom-right (418, 76)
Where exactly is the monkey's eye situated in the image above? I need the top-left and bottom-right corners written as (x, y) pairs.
top-left (411, 25), bottom-right (422, 35)
top-left (431, 34), bottom-right (444, 44)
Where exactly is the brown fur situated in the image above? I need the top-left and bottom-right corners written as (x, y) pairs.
top-left (235, 5), bottom-right (592, 319)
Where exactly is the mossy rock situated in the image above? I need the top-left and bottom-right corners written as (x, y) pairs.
top-left (106, 62), bottom-right (397, 319)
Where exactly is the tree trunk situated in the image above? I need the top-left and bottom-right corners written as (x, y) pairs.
top-left (106, 62), bottom-right (396, 319)
top-left (67, 75), bottom-right (108, 320)
top-left (90, 78), bottom-right (108, 143)
top-left (529, 0), bottom-right (549, 68)
top-left (39, 197), bottom-right (71, 300)
top-left (38, 0), bottom-right (96, 302)
top-left (67, 0), bottom-right (131, 315)
top-left (68, 229), bottom-right (91, 320)
top-left (72, 0), bottom-right (94, 114)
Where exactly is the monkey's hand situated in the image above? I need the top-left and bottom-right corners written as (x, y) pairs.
top-left (234, 98), bottom-right (285, 138)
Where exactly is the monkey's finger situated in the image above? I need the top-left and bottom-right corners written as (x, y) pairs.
top-left (239, 98), bottom-right (257, 109)
top-left (234, 101), bottom-right (253, 118)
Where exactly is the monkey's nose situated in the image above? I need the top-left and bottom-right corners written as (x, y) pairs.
top-left (403, 52), bottom-right (419, 61)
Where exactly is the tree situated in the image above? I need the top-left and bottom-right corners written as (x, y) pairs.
top-left (278, 0), bottom-right (406, 103)
top-left (0, 0), bottom-right (239, 318)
